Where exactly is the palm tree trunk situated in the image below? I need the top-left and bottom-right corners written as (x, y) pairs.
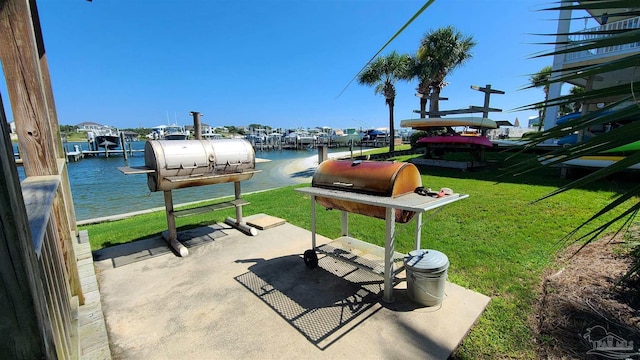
top-left (388, 98), bottom-right (395, 153)
top-left (537, 91), bottom-right (549, 132)
top-left (430, 87), bottom-right (441, 118)
top-left (420, 98), bottom-right (427, 118)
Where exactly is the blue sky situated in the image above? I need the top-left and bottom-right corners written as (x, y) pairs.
top-left (1, 0), bottom-right (563, 131)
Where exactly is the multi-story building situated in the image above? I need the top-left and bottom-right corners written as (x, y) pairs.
top-left (544, 2), bottom-right (640, 131)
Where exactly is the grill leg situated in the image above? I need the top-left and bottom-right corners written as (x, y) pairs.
top-left (383, 207), bottom-right (396, 303)
top-left (310, 195), bottom-right (317, 250)
top-left (234, 181), bottom-right (243, 224)
top-left (224, 181), bottom-right (258, 236)
top-left (341, 211), bottom-right (348, 237)
top-left (414, 212), bottom-right (423, 250)
top-left (163, 190), bottom-right (189, 257)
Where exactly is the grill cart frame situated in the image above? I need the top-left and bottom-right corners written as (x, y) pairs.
top-left (295, 186), bottom-right (468, 303)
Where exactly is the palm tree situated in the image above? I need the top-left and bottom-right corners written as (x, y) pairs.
top-left (416, 26), bottom-right (476, 118)
top-left (407, 55), bottom-right (434, 118)
top-left (358, 51), bottom-right (412, 152)
top-left (559, 86), bottom-right (585, 115)
top-left (530, 65), bottom-right (552, 131)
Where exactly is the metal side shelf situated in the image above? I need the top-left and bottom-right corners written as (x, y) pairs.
top-left (317, 236), bottom-right (406, 277)
top-left (297, 186), bottom-right (469, 303)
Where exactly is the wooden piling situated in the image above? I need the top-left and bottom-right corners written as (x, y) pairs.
top-left (191, 111), bottom-right (202, 140)
top-left (120, 131), bottom-right (127, 161)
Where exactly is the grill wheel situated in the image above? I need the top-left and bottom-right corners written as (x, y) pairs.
top-left (303, 249), bottom-right (318, 269)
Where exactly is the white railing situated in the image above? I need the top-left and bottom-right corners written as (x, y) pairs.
top-left (565, 16), bottom-right (640, 61)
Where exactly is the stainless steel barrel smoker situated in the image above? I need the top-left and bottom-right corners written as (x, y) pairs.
top-left (119, 139), bottom-right (260, 256)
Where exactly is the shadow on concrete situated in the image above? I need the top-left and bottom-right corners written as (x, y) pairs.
top-left (93, 224), bottom-right (228, 268)
top-left (235, 254), bottom-right (384, 350)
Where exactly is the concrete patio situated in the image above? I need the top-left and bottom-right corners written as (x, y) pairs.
top-left (92, 214), bottom-right (490, 359)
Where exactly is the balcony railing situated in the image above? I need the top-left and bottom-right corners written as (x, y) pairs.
top-left (565, 16), bottom-right (640, 62)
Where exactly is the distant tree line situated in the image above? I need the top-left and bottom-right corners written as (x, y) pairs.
top-left (120, 128), bottom-right (152, 137)
top-left (58, 124), bottom-right (252, 138)
top-left (59, 124), bottom-right (78, 133)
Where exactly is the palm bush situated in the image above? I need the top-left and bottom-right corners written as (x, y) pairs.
top-left (510, 1), bottom-right (640, 255)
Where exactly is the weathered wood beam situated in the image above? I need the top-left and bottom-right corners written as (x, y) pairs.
top-left (0, 0), bottom-right (83, 305)
top-left (0, 90), bottom-right (54, 359)
top-left (30, 0), bottom-right (78, 234)
top-left (0, 0), bottom-right (58, 176)
top-left (412, 108), bottom-right (477, 116)
top-left (469, 106), bottom-right (502, 113)
top-left (22, 175), bottom-right (60, 257)
top-left (471, 84), bottom-right (505, 94)
top-left (414, 93), bottom-right (448, 101)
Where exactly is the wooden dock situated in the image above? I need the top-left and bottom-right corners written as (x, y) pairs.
top-left (66, 151), bottom-right (83, 162)
top-left (82, 149), bottom-right (144, 158)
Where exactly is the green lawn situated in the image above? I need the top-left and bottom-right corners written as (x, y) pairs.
top-left (80, 151), bottom-right (637, 358)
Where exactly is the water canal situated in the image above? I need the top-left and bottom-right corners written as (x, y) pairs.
top-left (15, 141), bottom-right (356, 221)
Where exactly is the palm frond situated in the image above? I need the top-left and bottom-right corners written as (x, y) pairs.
top-left (337, 0), bottom-right (435, 98)
top-left (542, 0), bottom-right (640, 12)
top-left (520, 54), bottom-right (640, 93)
top-left (532, 29), bottom-right (640, 58)
top-left (509, 2), bottom-right (640, 271)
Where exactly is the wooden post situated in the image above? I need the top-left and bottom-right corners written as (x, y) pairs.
top-left (0, 88), bottom-right (54, 359)
top-left (470, 84), bottom-right (505, 136)
top-left (0, 0), bottom-right (58, 174)
top-left (0, 0), bottom-right (83, 306)
top-left (318, 145), bottom-right (328, 164)
top-left (120, 131), bottom-right (127, 160)
top-left (191, 111), bottom-right (202, 140)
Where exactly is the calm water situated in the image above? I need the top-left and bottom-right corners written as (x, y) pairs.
top-left (15, 141), bottom-right (342, 221)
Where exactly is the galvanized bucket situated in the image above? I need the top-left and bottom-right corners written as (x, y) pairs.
top-left (404, 249), bottom-right (449, 307)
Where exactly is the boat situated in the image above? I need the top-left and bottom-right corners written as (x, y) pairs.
top-left (285, 130), bottom-right (316, 146)
top-left (555, 112), bottom-right (582, 126)
top-left (559, 138), bottom-right (640, 169)
top-left (149, 124), bottom-right (189, 140)
top-left (298, 132), bottom-right (316, 145)
top-left (400, 117), bottom-right (498, 130)
top-left (416, 135), bottom-right (493, 148)
top-left (88, 127), bottom-right (120, 150)
top-left (560, 155), bottom-right (640, 170)
top-left (95, 135), bottom-right (120, 149)
top-left (316, 132), bottom-right (330, 145)
top-left (360, 128), bottom-right (388, 142)
top-left (163, 125), bottom-right (189, 140)
top-left (330, 128), bottom-right (360, 146)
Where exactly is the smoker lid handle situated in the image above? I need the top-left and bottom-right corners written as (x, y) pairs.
top-left (224, 161), bottom-right (244, 166)
top-left (332, 182), bottom-right (354, 187)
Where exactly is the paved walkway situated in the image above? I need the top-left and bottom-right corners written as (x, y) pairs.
top-left (93, 214), bottom-right (490, 359)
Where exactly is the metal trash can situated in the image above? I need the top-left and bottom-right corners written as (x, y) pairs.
top-left (404, 249), bottom-right (449, 306)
